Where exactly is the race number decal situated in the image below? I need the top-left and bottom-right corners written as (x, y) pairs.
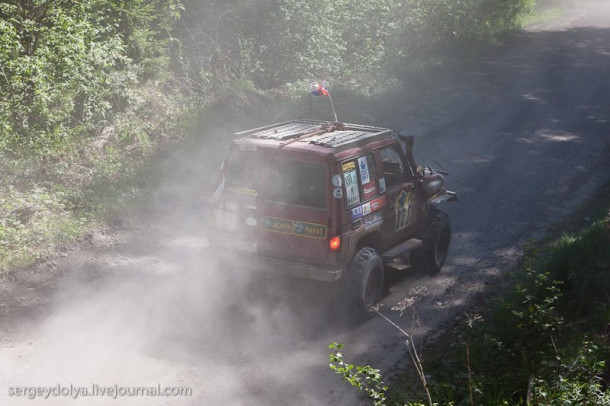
top-left (394, 190), bottom-right (413, 232)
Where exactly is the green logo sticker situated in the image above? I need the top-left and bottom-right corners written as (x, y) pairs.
top-left (261, 217), bottom-right (327, 239)
top-left (294, 221), bottom-right (327, 239)
top-left (260, 216), bottom-right (293, 234)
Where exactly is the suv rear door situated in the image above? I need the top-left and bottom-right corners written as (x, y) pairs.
top-left (257, 155), bottom-right (331, 264)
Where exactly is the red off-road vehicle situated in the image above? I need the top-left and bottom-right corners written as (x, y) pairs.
top-left (206, 120), bottom-right (457, 322)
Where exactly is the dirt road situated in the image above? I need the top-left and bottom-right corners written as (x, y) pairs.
top-left (1, 2), bottom-right (609, 405)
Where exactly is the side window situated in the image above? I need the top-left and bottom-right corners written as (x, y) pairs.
top-left (381, 147), bottom-right (406, 188)
top-left (341, 153), bottom-right (378, 208)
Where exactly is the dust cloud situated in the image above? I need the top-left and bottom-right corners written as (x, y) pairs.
top-left (530, 0), bottom-right (610, 30)
top-left (0, 122), bottom-right (348, 405)
top-left (0, 211), bottom-right (343, 405)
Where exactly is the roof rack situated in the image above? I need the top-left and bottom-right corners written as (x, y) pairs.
top-left (234, 120), bottom-right (393, 149)
top-left (307, 129), bottom-right (389, 148)
top-left (234, 120), bottom-right (328, 141)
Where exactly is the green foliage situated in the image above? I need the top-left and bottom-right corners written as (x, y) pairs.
top-left (421, 213), bottom-right (610, 405)
top-left (329, 343), bottom-right (388, 406)
top-left (0, 0), bottom-right (181, 156)
top-left (175, 0), bottom-right (533, 95)
top-left (0, 1), bottom-right (126, 152)
top-left (546, 217), bottom-right (610, 331)
top-left (0, 182), bottom-right (88, 271)
top-left (1, 0), bottom-right (535, 157)
top-left (531, 342), bottom-right (610, 405)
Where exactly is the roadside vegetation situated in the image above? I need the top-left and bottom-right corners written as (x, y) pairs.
top-left (0, 0), bottom-right (538, 272)
top-left (330, 183), bottom-right (610, 405)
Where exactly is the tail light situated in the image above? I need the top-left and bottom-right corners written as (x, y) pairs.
top-left (329, 236), bottom-right (341, 251)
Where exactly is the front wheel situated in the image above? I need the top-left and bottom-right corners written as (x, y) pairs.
top-left (341, 247), bottom-right (384, 324)
top-left (411, 209), bottom-right (451, 275)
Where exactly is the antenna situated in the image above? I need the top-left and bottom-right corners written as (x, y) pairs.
top-left (310, 82), bottom-right (338, 122)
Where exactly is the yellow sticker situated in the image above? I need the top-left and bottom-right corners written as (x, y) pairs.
top-left (342, 161), bottom-right (356, 171)
top-left (227, 187), bottom-right (258, 197)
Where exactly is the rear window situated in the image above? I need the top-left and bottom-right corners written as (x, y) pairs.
top-left (264, 159), bottom-right (327, 209)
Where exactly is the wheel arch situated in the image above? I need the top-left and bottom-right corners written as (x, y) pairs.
top-left (354, 231), bottom-right (382, 253)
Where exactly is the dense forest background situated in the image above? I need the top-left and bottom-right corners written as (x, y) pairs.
top-left (0, 0), bottom-right (534, 270)
top-left (0, 0), bottom-right (534, 157)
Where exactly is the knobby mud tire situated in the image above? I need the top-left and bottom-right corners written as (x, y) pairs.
top-left (341, 247), bottom-right (384, 324)
top-left (411, 209), bottom-right (451, 276)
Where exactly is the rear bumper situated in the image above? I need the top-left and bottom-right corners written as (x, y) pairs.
top-left (211, 248), bottom-right (343, 282)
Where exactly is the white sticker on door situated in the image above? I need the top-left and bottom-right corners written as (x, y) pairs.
top-left (344, 170), bottom-right (360, 206)
top-left (358, 156), bottom-right (370, 185)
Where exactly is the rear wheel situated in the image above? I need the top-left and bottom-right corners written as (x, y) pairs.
top-left (341, 247), bottom-right (384, 324)
top-left (411, 209), bottom-right (451, 275)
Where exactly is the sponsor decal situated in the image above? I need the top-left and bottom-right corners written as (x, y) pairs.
top-left (333, 188), bottom-right (343, 199)
top-left (352, 219), bottom-right (362, 230)
top-left (260, 216), bottom-right (293, 234)
top-left (343, 169), bottom-right (360, 206)
top-left (370, 195), bottom-right (387, 211)
top-left (364, 212), bottom-right (384, 230)
top-left (332, 174), bottom-right (343, 187)
top-left (358, 156), bottom-right (371, 184)
top-left (394, 190), bottom-right (413, 232)
top-left (226, 187), bottom-right (258, 197)
top-left (362, 180), bottom-right (377, 200)
top-left (260, 216), bottom-right (327, 239)
top-left (351, 195), bottom-right (387, 221)
top-left (342, 161), bottom-right (356, 171)
top-left (351, 205), bottom-right (364, 220)
top-left (379, 178), bottom-right (386, 194)
top-left (363, 185), bottom-right (376, 195)
top-left (362, 202), bottom-right (372, 216)
top-left (294, 221), bottom-right (328, 239)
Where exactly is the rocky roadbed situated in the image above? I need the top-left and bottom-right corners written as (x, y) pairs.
top-left (1, 2), bottom-right (610, 405)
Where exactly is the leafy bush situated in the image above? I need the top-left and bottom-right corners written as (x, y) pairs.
top-left (175, 0), bottom-right (534, 94)
top-left (0, 183), bottom-right (87, 271)
top-left (426, 213), bottom-right (610, 404)
top-left (329, 342), bottom-right (389, 406)
top-left (0, 0), bottom-right (181, 157)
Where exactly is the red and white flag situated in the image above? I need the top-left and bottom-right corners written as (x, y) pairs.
top-left (310, 82), bottom-right (329, 96)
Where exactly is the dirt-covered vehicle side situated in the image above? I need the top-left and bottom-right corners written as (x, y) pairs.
top-left (206, 120), bottom-right (457, 322)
